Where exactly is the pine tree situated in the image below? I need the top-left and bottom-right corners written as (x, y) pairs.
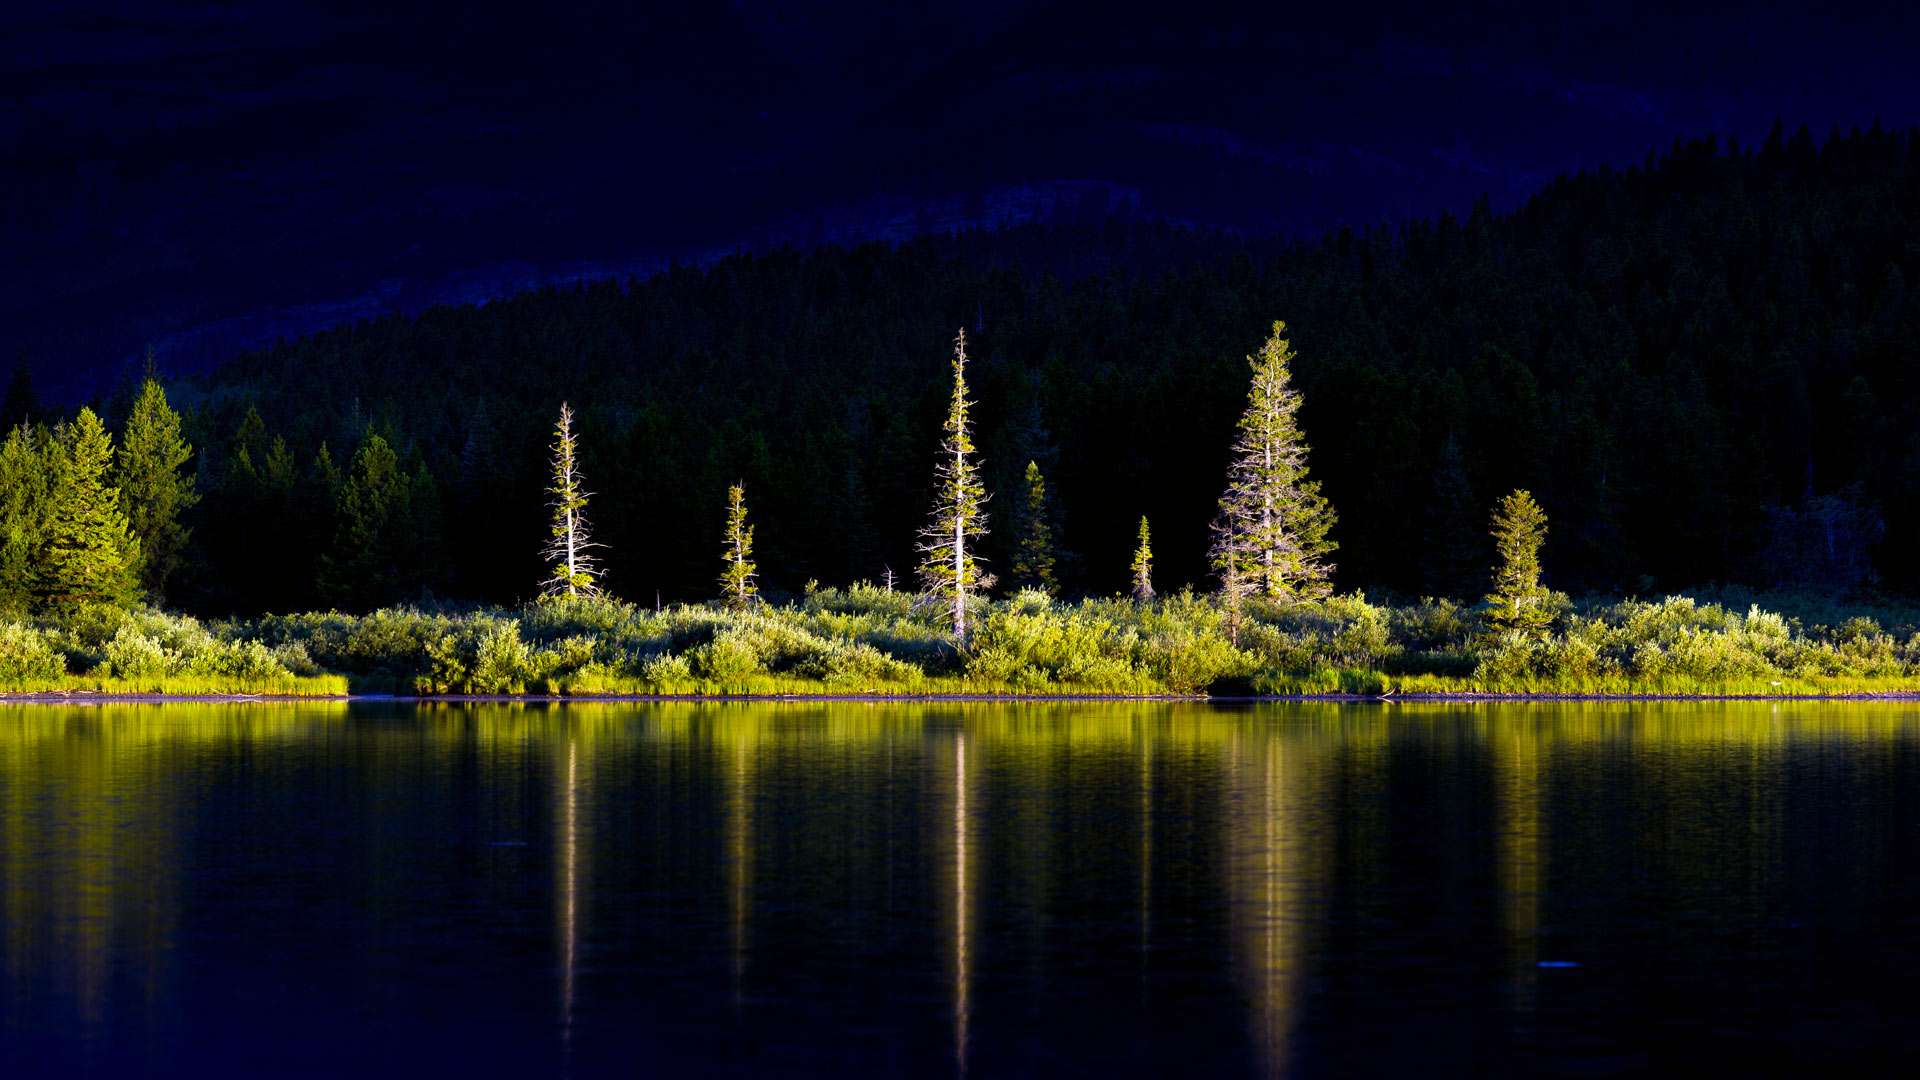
top-left (406, 456), bottom-right (448, 594)
top-left (0, 424), bottom-right (53, 612)
top-left (918, 328), bottom-right (991, 637)
top-left (1130, 516), bottom-right (1155, 601)
top-left (286, 443), bottom-right (343, 611)
top-left (718, 482), bottom-right (758, 608)
top-left (1419, 433), bottom-right (1482, 600)
top-left (1009, 460), bottom-right (1058, 594)
top-left (541, 402), bottom-right (603, 598)
top-left (115, 377), bottom-right (198, 604)
top-left (996, 397), bottom-right (1078, 587)
top-left (1485, 489), bottom-right (1552, 634)
top-left (319, 432), bottom-right (410, 610)
top-left (39, 408), bottom-right (141, 610)
top-left (1209, 321), bottom-right (1336, 636)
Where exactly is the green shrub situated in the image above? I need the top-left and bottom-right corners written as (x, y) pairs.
top-left (1143, 625), bottom-right (1245, 694)
top-left (104, 626), bottom-right (170, 679)
top-left (799, 640), bottom-right (917, 686)
top-left (0, 621), bottom-right (66, 684)
top-left (640, 652), bottom-right (693, 684)
top-left (471, 623), bottom-right (531, 692)
top-left (693, 631), bottom-right (763, 681)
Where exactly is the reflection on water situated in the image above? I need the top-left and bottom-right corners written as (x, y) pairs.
top-left (4, 701), bottom-right (1920, 1075)
top-left (1494, 714), bottom-right (1544, 1016)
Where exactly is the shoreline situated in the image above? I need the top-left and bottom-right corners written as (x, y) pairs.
top-left (5, 690), bottom-right (1920, 705)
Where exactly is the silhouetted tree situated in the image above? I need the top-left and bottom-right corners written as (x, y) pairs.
top-left (1419, 433), bottom-right (1481, 600)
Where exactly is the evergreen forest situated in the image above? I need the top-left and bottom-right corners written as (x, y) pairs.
top-left (7, 123), bottom-right (1920, 697)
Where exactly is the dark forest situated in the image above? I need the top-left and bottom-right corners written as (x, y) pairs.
top-left (16, 123), bottom-right (1917, 617)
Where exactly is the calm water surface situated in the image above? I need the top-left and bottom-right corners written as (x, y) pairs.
top-left (4, 701), bottom-right (1920, 1076)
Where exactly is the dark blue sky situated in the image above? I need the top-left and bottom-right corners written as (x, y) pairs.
top-left (6, 0), bottom-right (1919, 396)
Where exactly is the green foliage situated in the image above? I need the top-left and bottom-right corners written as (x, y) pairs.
top-left (1211, 321), bottom-right (1337, 634)
top-left (318, 431), bottom-right (412, 610)
top-left (103, 624), bottom-right (170, 679)
top-left (1130, 516), bottom-right (1154, 601)
top-left (0, 619), bottom-right (64, 685)
top-left (39, 408), bottom-right (141, 611)
top-left (693, 631), bottom-right (764, 682)
top-left (542, 402), bottom-right (602, 598)
top-left (718, 482), bottom-right (758, 608)
top-left (1008, 461), bottom-right (1058, 595)
top-left (92, 128), bottom-right (1920, 612)
top-left (918, 328), bottom-right (991, 637)
top-left (471, 622), bottom-right (532, 693)
top-left (1486, 490), bottom-right (1552, 635)
top-left (7, 587), bottom-right (1920, 697)
top-left (115, 378), bottom-right (198, 604)
top-left (0, 424), bottom-right (55, 613)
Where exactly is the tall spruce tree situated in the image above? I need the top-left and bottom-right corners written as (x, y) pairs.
top-left (718, 482), bottom-right (758, 608)
top-left (918, 328), bottom-right (991, 637)
top-left (1009, 460), bottom-right (1058, 595)
top-left (115, 377), bottom-right (198, 603)
top-left (1209, 321), bottom-right (1336, 635)
top-left (542, 402), bottom-right (603, 598)
top-left (318, 432), bottom-right (410, 610)
top-left (39, 408), bottom-right (141, 610)
top-left (995, 398), bottom-right (1078, 587)
top-left (1419, 433), bottom-right (1482, 600)
top-left (0, 425), bottom-right (53, 612)
top-left (1130, 516), bottom-right (1155, 601)
top-left (1485, 489), bottom-right (1552, 635)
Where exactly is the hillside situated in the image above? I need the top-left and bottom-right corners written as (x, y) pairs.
top-left (150, 124), bottom-right (1920, 614)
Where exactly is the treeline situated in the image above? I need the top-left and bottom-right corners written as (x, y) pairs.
top-left (15, 122), bottom-right (1920, 616)
top-left (0, 379), bottom-right (193, 613)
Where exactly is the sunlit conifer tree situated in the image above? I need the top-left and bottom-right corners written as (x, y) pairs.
top-left (1009, 460), bottom-right (1057, 595)
top-left (115, 376), bottom-right (198, 604)
top-left (0, 424), bottom-right (54, 612)
top-left (541, 402), bottom-right (602, 598)
top-left (39, 407), bottom-right (141, 610)
top-left (1130, 516), bottom-right (1155, 601)
top-left (718, 482), bottom-right (758, 608)
top-left (918, 329), bottom-right (991, 637)
top-left (1485, 489), bottom-right (1552, 634)
top-left (1209, 321), bottom-right (1336, 638)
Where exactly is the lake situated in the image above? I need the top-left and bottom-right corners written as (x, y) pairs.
top-left (3, 701), bottom-right (1919, 1076)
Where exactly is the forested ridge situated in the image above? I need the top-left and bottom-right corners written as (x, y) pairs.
top-left (17, 123), bottom-right (1920, 617)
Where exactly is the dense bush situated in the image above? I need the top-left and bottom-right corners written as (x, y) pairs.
top-left (0, 620), bottom-right (65, 685)
top-left (5, 589), bottom-right (1920, 695)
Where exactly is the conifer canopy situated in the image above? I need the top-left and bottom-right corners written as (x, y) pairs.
top-left (719, 481), bottom-right (758, 608)
top-left (1486, 489), bottom-right (1553, 634)
top-left (917, 328), bottom-right (990, 637)
top-left (1210, 321), bottom-right (1337, 631)
top-left (39, 408), bottom-right (141, 610)
top-left (116, 377), bottom-right (198, 603)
